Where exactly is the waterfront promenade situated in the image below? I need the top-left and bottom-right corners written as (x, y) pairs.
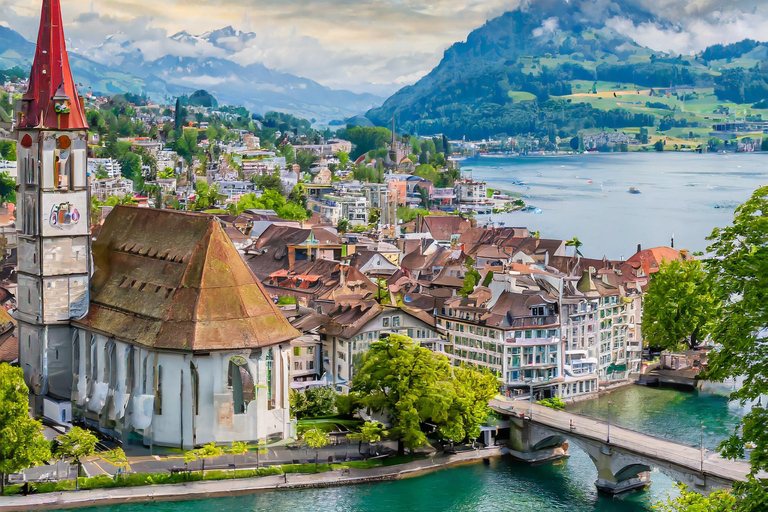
top-left (490, 398), bottom-right (751, 488)
top-left (0, 447), bottom-right (501, 512)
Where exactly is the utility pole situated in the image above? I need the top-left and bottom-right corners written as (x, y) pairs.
top-left (606, 400), bottom-right (613, 444)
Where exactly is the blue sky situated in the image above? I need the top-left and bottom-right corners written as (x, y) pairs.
top-left (1, 0), bottom-right (768, 95)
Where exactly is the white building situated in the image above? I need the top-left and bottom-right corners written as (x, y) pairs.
top-left (90, 176), bottom-right (134, 201)
top-left (319, 302), bottom-right (441, 393)
top-left (88, 158), bottom-right (122, 178)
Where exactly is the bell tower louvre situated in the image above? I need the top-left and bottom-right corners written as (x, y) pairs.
top-left (15, 0), bottom-right (91, 417)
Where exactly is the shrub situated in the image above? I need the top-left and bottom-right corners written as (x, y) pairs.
top-left (537, 397), bottom-right (566, 410)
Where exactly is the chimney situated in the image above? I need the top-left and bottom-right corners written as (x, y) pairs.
top-left (671, 234), bottom-right (675, 248)
top-left (637, 243), bottom-right (642, 253)
top-left (288, 246), bottom-right (295, 272)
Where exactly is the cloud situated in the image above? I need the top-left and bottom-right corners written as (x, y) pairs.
top-left (3, 0), bottom-right (768, 95)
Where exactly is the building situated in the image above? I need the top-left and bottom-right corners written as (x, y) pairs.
top-left (88, 158), bottom-right (122, 179)
top-left (90, 176), bottom-right (134, 201)
top-left (319, 301), bottom-right (441, 393)
top-left (436, 271), bottom-right (572, 400)
top-left (308, 194), bottom-right (369, 227)
top-left (16, 1), bottom-right (299, 448)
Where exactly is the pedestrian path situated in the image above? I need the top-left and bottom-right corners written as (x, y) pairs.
top-left (0, 448), bottom-right (501, 512)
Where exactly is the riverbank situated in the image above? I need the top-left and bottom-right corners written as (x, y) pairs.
top-left (0, 447), bottom-right (502, 512)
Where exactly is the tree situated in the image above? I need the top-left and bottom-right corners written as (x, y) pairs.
top-left (336, 150), bottom-right (350, 169)
top-left (253, 173), bottom-right (283, 192)
top-left (158, 167), bottom-right (175, 180)
top-left (459, 263), bottom-right (482, 298)
top-left (703, 186), bottom-right (768, 510)
top-left (184, 442), bottom-right (223, 475)
top-left (436, 366), bottom-right (497, 446)
top-left (0, 172), bottom-right (16, 205)
top-left (0, 140), bottom-right (16, 161)
top-left (303, 428), bottom-right (330, 470)
top-left (277, 202), bottom-right (309, 221)
top-left (347, 421), bottom-right (387, 457)
top-left (352, 334), bottom-right (451, 455)
top-left (566, 236), bottom-right (583, 256)
top-left (654, 139), bottom-right (665, 151)
top-left (337, 219), bottom-right (350, 235)
top-left (642, 259), bottom-right (719, 351)
top-left (655, 484), bottom-right (735, 511)
top-left (56, 427), bottom-right (98, 488)
top-left (296, 150), bottom-right (318, 173)
top-left (0, 364), bottom-right (51, 494)
top-left (290, 387), bottom-right (337, 419)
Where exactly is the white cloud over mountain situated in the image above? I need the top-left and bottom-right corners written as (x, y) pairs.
top-left (2, 0), bottom-right (768, 95)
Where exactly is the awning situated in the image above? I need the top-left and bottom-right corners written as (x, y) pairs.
top-left (607, 363), bottom-right (628, 374)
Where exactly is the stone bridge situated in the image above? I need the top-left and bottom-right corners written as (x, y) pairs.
top-left (489, 398), bottom-right (751, 494)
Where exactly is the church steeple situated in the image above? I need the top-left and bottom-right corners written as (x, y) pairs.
top-left (18, 0), bottom-right (88, 130)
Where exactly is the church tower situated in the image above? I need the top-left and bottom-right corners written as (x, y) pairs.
top-left (15, 0), bottom-right (90, 414)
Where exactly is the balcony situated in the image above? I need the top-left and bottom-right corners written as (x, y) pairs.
top-left (510, 315), bottom-right (558, 328)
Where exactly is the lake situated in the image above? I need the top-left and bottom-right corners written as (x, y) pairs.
top-left (469, 152), bottom-right (768, 258)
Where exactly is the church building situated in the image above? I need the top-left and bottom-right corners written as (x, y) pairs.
top-left (15, 0), bottom-right (299, 449)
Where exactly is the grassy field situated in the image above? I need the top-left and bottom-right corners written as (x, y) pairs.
top-left (507, 91), bottom-right (536, 102)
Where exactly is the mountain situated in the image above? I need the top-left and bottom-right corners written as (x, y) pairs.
top-left (366, 0), bottom-right (768, 139)
top-left (0, 25), bottom-right (382, 124)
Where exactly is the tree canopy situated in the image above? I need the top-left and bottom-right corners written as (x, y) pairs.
top-left (702, 186), bottom-right (768, 510)
top-left (642, 259), bottom-right (720, 351)
top-left (0, 364), bottom-right (51, 494)
top-left (351, 334), bottom-right (497, 455)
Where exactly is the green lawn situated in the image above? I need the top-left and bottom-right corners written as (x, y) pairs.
top-left (297, 417), bottom-right (364, 437)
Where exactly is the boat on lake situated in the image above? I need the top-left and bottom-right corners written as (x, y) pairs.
top-left (629, 187), bottom-right (641, 194)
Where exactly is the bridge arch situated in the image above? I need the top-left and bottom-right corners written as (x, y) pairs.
top-left (614, 463), bottom-right (652, 482)
top-left (532, 435), bottom-right (567, 451)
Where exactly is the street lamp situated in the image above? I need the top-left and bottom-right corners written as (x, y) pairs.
top-left (525, 377), bottom-right (534, 418)
top-left (606, 400), bottom-right (614, 444)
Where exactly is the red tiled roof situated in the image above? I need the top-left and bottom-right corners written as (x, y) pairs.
top-left (18, 0), bottom-right (88, 130)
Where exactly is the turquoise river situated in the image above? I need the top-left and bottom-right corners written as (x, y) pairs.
top-left (82, 385), bottom-right (746, 512)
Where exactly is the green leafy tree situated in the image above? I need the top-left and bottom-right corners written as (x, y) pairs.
top-left (158, 167), bottom-right (175, 180)
top-left (703, 186), bottom-right (768, 510)
top-left (336, 150), bottom-right (350, 169)
top-left (459, 261), bottom-right (482, 298)
top-left (303, 429), bottom-right (330, 470)
top-left (105, 194), bottom-right (137, 207)
top-left (184, 442), bottom-right (223, 475)
top-left (436, 366), bottom-right (498, 445)
top-left (0, 364), bottom-right (51, 494)
top-left (277, 202), bottom-right (309, 221)
top-left (654, 484), bottom-right (735, 511)
top-left (347, 421), bottom-right (387, 457)
top-left (290, 387), bottom-right (337, 419)
top-left (655, 139), bottom-right (665, 151)
top-left (296, 150), bottom-right (318, 173)
top-left (56, 427), bottom-right (98, 488)
top-left (0, 172), bottom-right (16, 205)
top-left (642, 259), bottom-right (719, 351)
top-left (0, 140), bottom-right (16, 161)
top-left (253, 173), bottom-right (283, 192)
top-left (337, 218), bottom-right (350, 234)
top-left (353, 334), bottom-right (451, 455)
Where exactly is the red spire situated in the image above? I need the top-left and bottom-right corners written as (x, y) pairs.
top-left (18, 0), bottom-right (88, 131)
